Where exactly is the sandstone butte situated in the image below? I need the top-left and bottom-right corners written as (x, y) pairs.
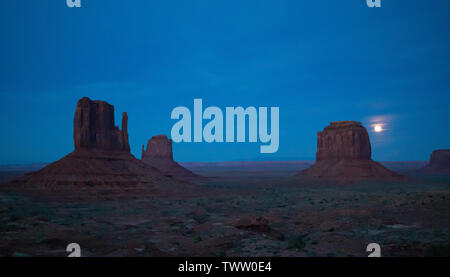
top-left (10, 97), bottom-right (173, 187)
top-left (298, 121), bottom-right (402, 182)
top-left (418, 149), bottom-right (450, 176)
top-left (141, 135), bottom-right (200, 181)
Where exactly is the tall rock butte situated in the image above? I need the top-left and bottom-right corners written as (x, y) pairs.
top-left (141, 135), bottom-right (199, 181)
top-left (316, 121), bottom-right (371, 161)
top-left (298, 121), bottom-right (401, 181)
top-left (11, 97), bottom-right (173, 187)
top-left (74, 97), bottom-right (130, 152)
top-left (418, 149), bottom-right (450, 175)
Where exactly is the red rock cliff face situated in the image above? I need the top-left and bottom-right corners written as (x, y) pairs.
top-left (73, 97), bottom-right (130, 152)
top-left (142, 135), bottom-right (173, 160)
top-left (316, 121), bottom-right (371, 161)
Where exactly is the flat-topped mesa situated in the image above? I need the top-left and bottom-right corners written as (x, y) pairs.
top-left (142, 135), bottom-right (173, 160)
top-left (429, 150), bottom-right (450, 168)
top-left (317, 121), bottom-right (371, 161)
top-left (73, 97), bottom-right (130, 152)
top-left (418, 149), bottom-right (450, 175)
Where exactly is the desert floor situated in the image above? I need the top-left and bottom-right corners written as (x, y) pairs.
top-left (0, 171), bottom-right (449, 257)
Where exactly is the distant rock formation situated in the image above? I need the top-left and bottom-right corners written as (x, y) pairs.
top-left (142, 135), bottom-right (173, 160)
top-left (418, 150), bottom-right (450, 176)
top-left (298, 121), bottom-right (401, 181)
top-left (142, 135), bottom-right (199, 181)
top-left (429, 150), bottom-right (450, 168)
top-left (10, 97), bottom-right (172, 187)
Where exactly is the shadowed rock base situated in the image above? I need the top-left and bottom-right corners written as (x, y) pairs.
top-left (11, 149), bottom-right (169, 187)
top-left (298, 160), bottom-right (401, 181)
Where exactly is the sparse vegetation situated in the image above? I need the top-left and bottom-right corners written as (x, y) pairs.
top-left (287, 235), bottom-right (307, 250)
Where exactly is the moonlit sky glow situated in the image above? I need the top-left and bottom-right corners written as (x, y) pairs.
top-left (374, 125), bottom-right (383, 133)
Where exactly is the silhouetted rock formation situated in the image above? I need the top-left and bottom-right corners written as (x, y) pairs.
top-left (10, 97), bottom-right (172, 187)
top-left (316, 121), bottom-right (371, 161)
top-left (74, 97), bottom-right (130, 152)
top-left (298, 121), bottom-right (401, 181)
top-left (418, 150), bottom-right (450, 176)
top-left (142, 135), bottom-right (199, 181)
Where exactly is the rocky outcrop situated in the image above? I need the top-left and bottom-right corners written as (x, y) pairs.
top-left (142, 135), bottom-right (173, 160)
top-left (10, 97), bottom-right (173, 187)
top-left (418, 150), bottom-right (450, 176)
top-left (298, 121), bottom-right (401, 182)
top-left (74, 97), bottom-right (130, 152)
top-left (142, 135), bottom-right (199, 181)
top-left (316, 121), bottom-right (371, 161)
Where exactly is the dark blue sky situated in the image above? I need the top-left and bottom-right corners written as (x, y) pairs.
top-left (1, 0), bottom-right (449, 163)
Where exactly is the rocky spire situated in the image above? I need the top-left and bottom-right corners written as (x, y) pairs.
top-left (121, 112), bottom-right (130, 152)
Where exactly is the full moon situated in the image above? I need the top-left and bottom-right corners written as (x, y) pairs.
top-left (374, 125), bottom-right (383, 132)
